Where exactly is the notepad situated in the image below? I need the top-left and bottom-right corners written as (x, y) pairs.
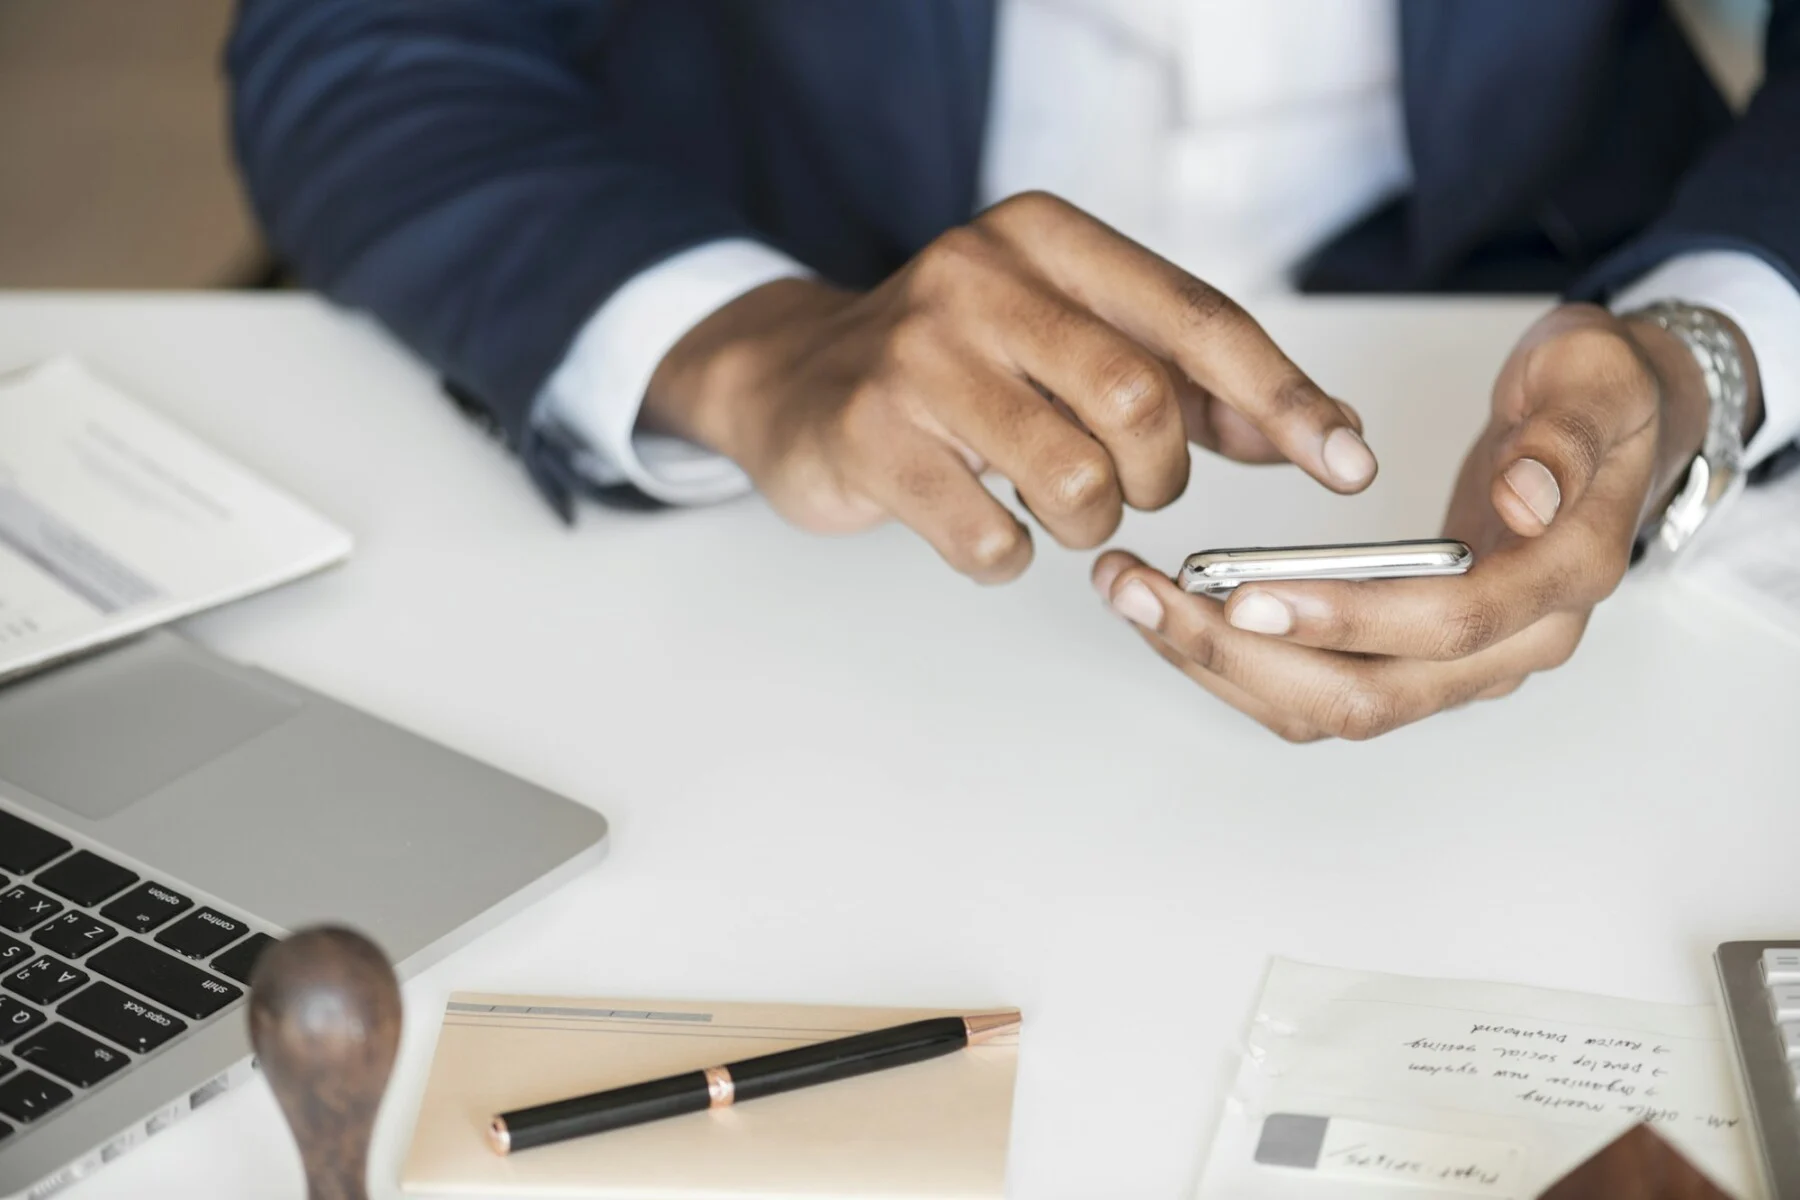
top-left (400, 993), bottom-right (1021, 1200)
top-left (1194, 960), bottom-right (1759, 1200)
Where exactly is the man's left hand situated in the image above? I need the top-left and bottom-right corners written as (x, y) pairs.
top-left (1092, 302), bottom-right (1749, 741)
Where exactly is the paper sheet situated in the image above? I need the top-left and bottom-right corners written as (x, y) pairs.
top-left (1682, 467), bottom-right (1800, 644)
top-left (0, 358), bottom-right (350, 680)
top-left (1194, 960), bottom-right (1758, 1200)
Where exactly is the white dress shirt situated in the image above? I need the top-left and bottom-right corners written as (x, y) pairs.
top-left (538, 0), bottom-right (1800, 504)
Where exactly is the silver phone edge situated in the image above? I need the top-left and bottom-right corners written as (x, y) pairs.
top-left (1177, 544), bottom-right (1473, 596)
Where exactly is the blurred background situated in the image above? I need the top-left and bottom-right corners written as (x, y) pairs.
top-left (0, 0), bottom-right (1766, 292)
top-left (0, 0), bottom-right (261, 288)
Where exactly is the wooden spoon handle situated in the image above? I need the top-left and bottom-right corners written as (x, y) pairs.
top-left (248, 927), bottom-right (401, 1200)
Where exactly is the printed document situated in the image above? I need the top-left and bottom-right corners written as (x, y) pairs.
top-left (1195, 959), bottom-right (1757, 1200)
top-left (0, 358), bottom-right (350, 681)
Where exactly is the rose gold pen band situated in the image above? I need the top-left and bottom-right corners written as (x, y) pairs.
top-left (703, 1065), bottom-right (736, 1108)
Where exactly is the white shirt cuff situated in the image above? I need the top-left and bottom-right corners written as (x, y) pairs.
top-left (1610, 249), bottom-right (1800, 468)
top-left (536, 239), bottom-right (809, 505)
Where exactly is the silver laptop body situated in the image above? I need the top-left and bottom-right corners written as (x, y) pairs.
top-left (0, 633), bottom-right (609, 1199)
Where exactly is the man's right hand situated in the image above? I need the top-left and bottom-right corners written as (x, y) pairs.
top-left (642, 191), bottom-right (1377, 583)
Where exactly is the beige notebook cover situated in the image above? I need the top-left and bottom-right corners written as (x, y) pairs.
top-left (401, 993), bottom-right (1021, 1200)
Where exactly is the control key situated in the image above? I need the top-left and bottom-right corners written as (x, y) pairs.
top-left (157, 908), bottom-right (248, 959)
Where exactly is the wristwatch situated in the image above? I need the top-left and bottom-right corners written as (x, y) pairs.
top-left (1624, 301), bottom-right (1751, 566)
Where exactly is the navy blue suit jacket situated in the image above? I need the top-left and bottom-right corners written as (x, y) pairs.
top-left (228, 0), bottom-right (1800, 513)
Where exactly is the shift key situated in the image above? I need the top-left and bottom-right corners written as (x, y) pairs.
top-left (60, 983), bottom-right (185, 1053)
top-left (88, 940), bottom-right (242, 1020)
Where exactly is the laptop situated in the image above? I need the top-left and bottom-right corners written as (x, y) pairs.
top-left (0, 633), bottom-right (610, 1199)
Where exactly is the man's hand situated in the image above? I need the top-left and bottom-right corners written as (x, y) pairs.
top-left (1093, 303), bottom-right (1762, 741)
top-left (644, 191), bottom-right (1375, 583)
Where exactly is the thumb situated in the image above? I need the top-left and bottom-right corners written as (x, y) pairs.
top-left (1490, 330), bottom-right (1655, 538)
top-left (1493, 453), bottom-right (1567, 539)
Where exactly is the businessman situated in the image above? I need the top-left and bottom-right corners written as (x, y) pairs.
top-left (229, 1), bottom-right (1798, 740)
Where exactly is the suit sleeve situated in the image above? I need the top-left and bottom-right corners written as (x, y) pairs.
top-left (1574, 0), bottom-right (1800, 298)
top-left (227, 0), bottom-right (754, 449)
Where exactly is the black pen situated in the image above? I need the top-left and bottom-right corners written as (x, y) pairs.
top-left (486, 1010), bottom-right (1022, 1154)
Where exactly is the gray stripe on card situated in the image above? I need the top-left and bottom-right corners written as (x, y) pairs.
top-left (1254, 1113), bottom-right (1331, 1169)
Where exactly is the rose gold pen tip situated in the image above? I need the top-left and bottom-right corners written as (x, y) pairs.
top-left (486, 1117), bottom-right (512, 1156)
top-left (962, 1011), bottom-right (1022, 1045)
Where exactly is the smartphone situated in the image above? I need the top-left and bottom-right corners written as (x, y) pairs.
top-left (1177, 538), bottom-right (1472, 597)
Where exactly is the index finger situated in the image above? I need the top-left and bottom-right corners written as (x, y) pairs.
top-left (982, 192), bottom-right (1378, 494)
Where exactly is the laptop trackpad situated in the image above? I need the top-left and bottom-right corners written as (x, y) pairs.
top-left (0, 640), bottom-right (298, 820)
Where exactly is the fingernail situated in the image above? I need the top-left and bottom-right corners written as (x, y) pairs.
top-left (1111, 580), bottom-right (1164, 631)
top-left (1504, 458), bottom-right (1561, 527)
top-left (1091, 558), bottom-right (1125, 600)
top-left (1228, 591), bottom-right (1293, 636)
top-left (1321, 427), bottom-right (1376, 488)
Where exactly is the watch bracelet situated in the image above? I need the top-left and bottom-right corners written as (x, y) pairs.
top-left (1623, 301), bottom-right (1749, 559)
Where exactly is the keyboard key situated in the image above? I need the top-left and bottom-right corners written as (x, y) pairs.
top-left (1770, 984), bottom-right (1800, 1024)
top-left (33, 912), bottom-right (118, 959)
top-left (36, 851), bottom-right (137, 907)
top-left (16, 1024), bottom-right (128, 1088)
top-left (60, 983), bottom-right (185, 1053)
top-left (0, 1118), bottom-right (11, 1141)
top-left (0, 885), bottom-right (62, 933)
top-left (5, 957), bottom-right (89, 1005)
top-left (1782, 1022), bottom-right (1800, 1060)
top-left (156, 908), bottom-right (248, 959)
top-left (1792, 1059), bottom-right (1800, 1100)
top-left (100, 882), bottom-right (193, 935)
top-left (0, 1055), bottom-right (13, 1078)
top-left (211, 932), bottom-right (277, 985)
top-left (0, 811), bottom-right (71, 874)
top-left (0, 997), bottom-right (45, 1044)
top-left (0, 1069), bottom-right (71, 1123)
top-left (0, 933), bottom-right (31, 971)
top-left (1764, 948), bottom-right (1800, 985)
top-left (89, 939), bottom-right (241, 1020)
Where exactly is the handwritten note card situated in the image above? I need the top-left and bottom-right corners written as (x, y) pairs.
top-left (1194, 959), bottom-right (1758, 1200)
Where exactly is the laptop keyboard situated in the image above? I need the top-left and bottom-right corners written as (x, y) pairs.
top-left (0, 806), bottom-right (275, 1144)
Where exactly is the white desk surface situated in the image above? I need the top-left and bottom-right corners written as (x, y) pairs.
top-left (0, 293), bottom-right (1794, 1200)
